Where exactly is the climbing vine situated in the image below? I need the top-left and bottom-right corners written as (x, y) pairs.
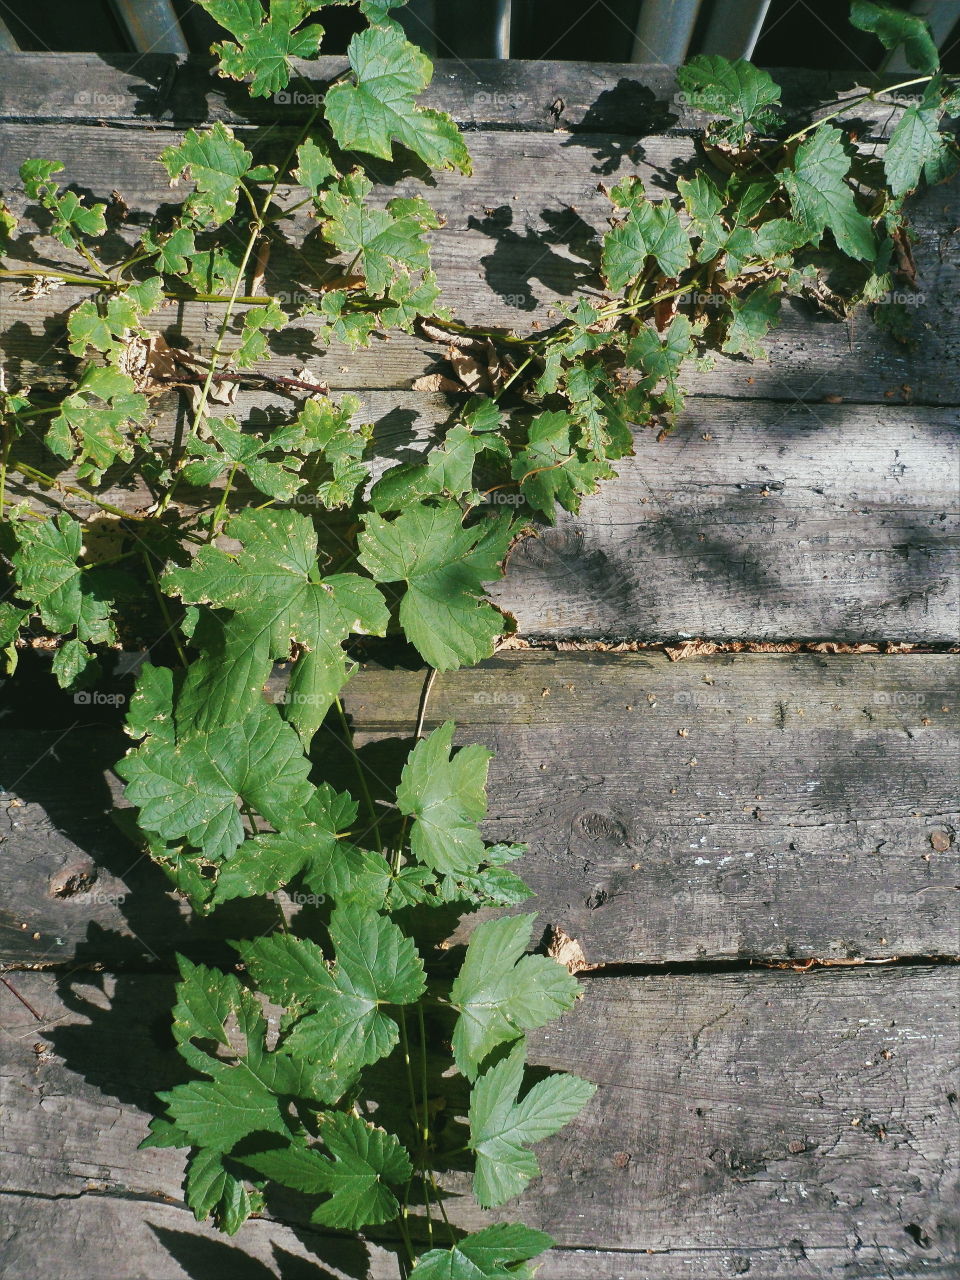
top-left (0, 1), bottom-right (956, 1274)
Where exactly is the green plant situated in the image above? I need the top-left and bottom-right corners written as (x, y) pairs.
top-left (0, 1), bottom-right (955, 1273)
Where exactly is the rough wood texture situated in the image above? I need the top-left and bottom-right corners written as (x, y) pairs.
top-left (2, 967), bottom-right (957, 1277)
top-left (2, 653), bottom-right (957, 967)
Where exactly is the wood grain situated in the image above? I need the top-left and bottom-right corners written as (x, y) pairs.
top-left (2, 653), bottom-right (957, 966)
top-left (2, 966), bottom-right (957, 1276)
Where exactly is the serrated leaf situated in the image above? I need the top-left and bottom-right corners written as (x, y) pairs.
top-left (164, 507), bottom-right (387, 737)
top-left (677, 56), bottom-right (781, 143)
top-left (67, 295), bottom-right (139, 357)
top-left (201, 0), bottom-right (326, 97)
top-left (234, 299), bottom-right (286, 367)
top-left (159, 1075), bottom-right (289, 1151)
top-left (779, 124), bottom-right (875, 261)
top-left (118, 697), bottom-right (314, 862)
top-left (124, 662), bottom-right (175, 742)
top-left (357, 501), bottom-right (513, 670)
top-left (242, 1112), bottom-right (412, 1229)
top-left (161, 123), bottom-right (273, 227)
top-left (325, 24), bottom-right (471, 173)
top-left (722, 280), bottom-right (782, 358)
top-left (884, 92), bottom-right (952, 196)
top-left (142, 224), bottom-right (197, 274)
top-left (370, 423), bottom-right (505, 512)
top-left (602, 182), bottom-right (690, 290)
top-left (512, 410), bottom-right (604, 521)
top-left (319, 171), bottom-right (440, 296)
top-left (294, 137), bottom-right (338, 195)
top-left (47, 363), bottom-right (147, 483)
top-left (469, 1043), bottom-right (596, 1208)
top-left (413, 1223), bottom-right (554, 1280)
top-left (184, 1146), bottom-right (262, 1235)
top-left (449, 914), bottom-right (580, 1079)
top-left (850, 0), bottom-right (938, 73)
top-left (396, 720), bottom-right (490, 874)
top-left (274, 393), bottom-right (372, 508)
top-left (302, 289), bottom-right (379, 349)
top-left (279, 905), bottom-right (426, 1077)
top-left (11, 514), bottom-right (119, 659)
top-left (678, 172), bottom-right (727, 262)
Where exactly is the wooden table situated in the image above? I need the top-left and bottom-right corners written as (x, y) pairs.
top-left (0, 55), bottom-right (957, 1279)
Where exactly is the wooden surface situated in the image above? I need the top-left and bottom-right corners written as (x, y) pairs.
top-left (0, 53), bottom-right (958, 1280)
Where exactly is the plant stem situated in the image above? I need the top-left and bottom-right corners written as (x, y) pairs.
top-left (8, 460), bottom-right (151, 520)
top-left (208, 460), bottom-right (240, 541)
top-left (141, 550), bottom-right (188, 668)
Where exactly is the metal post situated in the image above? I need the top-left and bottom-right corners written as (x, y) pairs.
top-left (632, 0), bottom-right (702, 65)
top-left (699, 0), bottom-right (772, 60)
top-left (108, 0), bottom-right (189, 56)
top-left (494, 0), bottom-right (512, 59)
top-left (883, 0), bottom-right (960, 72)
top-left (0, 16), bottom-right (20, 51)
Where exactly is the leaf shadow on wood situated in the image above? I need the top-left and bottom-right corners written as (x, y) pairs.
top-left (148, 1224), bottom-right (375, 1280)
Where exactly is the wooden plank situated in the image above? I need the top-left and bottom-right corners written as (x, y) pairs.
top-left (2, 653), bottom-right (957, 966)
top-left (1, 126), bottom-right (958, 403)
top-left (0, 54), bottom-right (941, 138)
top-left (6, 394), bottom-right (956, 641)
top-left (2, 966), bottom-right (957, 1273)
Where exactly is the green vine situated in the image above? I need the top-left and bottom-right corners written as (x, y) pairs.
top-left (0, 1), bottom-right (956, 1273)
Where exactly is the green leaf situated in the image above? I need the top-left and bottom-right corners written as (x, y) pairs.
top-left (164, 507), bottom-right (387, 737)
top-left (50, 637), bottom-right (97, 690)
top-left (602, 181), bottom-right (690, 291)
top-left (141, 224), bottom-right (197, 274)
top-left (676, 56), bottom-right (781, 144)
top-left (722, 280), bottom-right (782, 358)
top-left (47, 363), bottom-right (147, 483)
top-left (319, 171), bottom-right (440, 296)
top-left (234, 299), bottom-right (286, 367)
top-left (469, 1043), bottom-right (596, 1208)
top-left (0, 197), bottom-right (18, 248)
top-left (118, 698), bottom-right (314, 862)
top-left (67, 295), bottom-right (140, 357)
top-left (884, 92), bottom-right (953, 196)
top-left (124, 662), bottom-right (175, 742)
top-left (10, 514), bottom-right (119, 659)
top-left (302, 288), bottom-right (379, 349)
top-left (511, 410), bottom-right (604, 522)
top-left (849, 0), bottom-right (938, 73)
top-left (279, 905), bottom-right (426, 1077)
top-left (324, 24), bottom-right (471, 173)
top-left (161, 123), bottom-right (274, 227)
top-left (625, 314), bottom-right (697, 416)
top-left (274, 393), bottom-right (372, 508)
top-left (449, 914), bottom-right (581, 1079)
top-left (201, 0), bottom-right (326, 97)
top-left (294, 137), bottom-right (338, 195)
top-left (371, 423), bottom-right (506, 512)
top-left (412, 1224), bottom-right (555, 1280)
top-left (242, 1112), bottom-right (412, 1229)
top-left (396, 720), bottom-right (490, 874)
top-left (677, 172), bottom-right (727, 262)
top-left (357, 501), bottom-right (513, 670)
top-left (184, 1146), bottom-right (262, 1235)
top-left (160, 1075), bottom-right (289, 1151)
top-left (779, 124), bottom-right (875, 261)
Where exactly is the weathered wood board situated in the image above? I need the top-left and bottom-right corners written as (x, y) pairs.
top-left (2, 652), bottom-right (957, 967)
top-left (3, 966), bottom-right (958, 1277)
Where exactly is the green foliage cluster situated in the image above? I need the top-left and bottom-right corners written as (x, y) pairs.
top-left (0, 1), bottom-right (955, 1273)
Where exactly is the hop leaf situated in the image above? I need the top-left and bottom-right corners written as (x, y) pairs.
top-left (676, 56), bottom-right (781, 144)
top-left (357, 500), bottom-right (514, 670)
top-left (779, 124), bottom-right (875, 261)
top-left (449, 914), bottom-right (581, 1079)
top-left (511, 410), bottom-right (606, 521)
top-left (118, 696), bottom-right (315, 862)
top-left (241, 1113), bottom-right (413, 1229)
top-left (164, 507), bottom-right (387, 739)
top-left (160, 123), bottom-right (274, 226)
top-left (412, 1223), bottom-right (555, 1280)
top-left (468, 1043), bottom-right (596, 1207)
top-left (233, 299), bottom-right (286, 367)
top-left (274, 906), bottom-right (426, 1077)
top-left (884, 86), bottom-right (956, 197)
top-left (324, 24), bottom-right (471, 173)
top-left (602, 180), bottom-right (690, 291)
top-left (319, 171), bottom-right (440, 296)
top-left (200, 0), bottom-right (326, 97)
top-left (722, 280), bottom-right (782, 359)
top-left (849, 0), bottom-right (938, 73)
top-left (184, 1147), bottom-right (263, 1235)
top-left (47, 364), bottom-right (147, 483)
top-left (396, 720), bottom-right (491, 874)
